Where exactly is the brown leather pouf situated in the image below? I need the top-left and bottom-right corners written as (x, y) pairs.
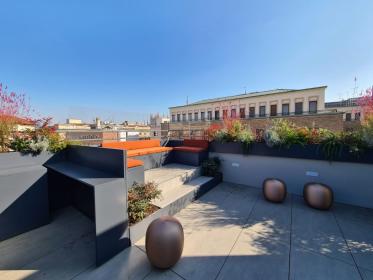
top-left (262, 178), bottom-right (287, 203)
top-left (145, 216), bottom-right (184, 269)
top-left (303, 182), bottom-right (333, 210)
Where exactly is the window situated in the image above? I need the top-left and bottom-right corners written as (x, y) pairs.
top-left (309, 101), bottom-right (317, 114)
top-left (239, 108), bottom-right (245, 118)
top-left (188, 113), bottom-right (192, 121)
top-left (295, 102), bottom-right (303, 115)
top-left (177, 114), bottom-right (181, 122)
top-left (355, 112), bottom-right (361, 121)
top-left (270, 105), bottom-right (277, 116)
top-left (215, 110), bottom-right (220, 120)
top-left (182, 113), bottom-right (186, 122)
top-left (172, 115), bottom-right (175, 122)
top-left (201, 112), bottom-right (205, 121)
top-left (231, 109), bottom-right (237, 118)
top-left (223, 109), bottom-right (228, 119)
top-left (194, 112), bottom-right (198, 121)
top-left (259, 106), bottom-right (266, 117)
top-left (207, 111), bottom-right (212, 120)
top-left (345, 113), bottom-right (352, 121)
top-left (249, 107), bottom-right (255, 118)
top-left (282, 104), bottom-right (289, 116)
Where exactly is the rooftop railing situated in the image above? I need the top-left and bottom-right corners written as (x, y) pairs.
top-left (171, 110), bottom-right (340, 123)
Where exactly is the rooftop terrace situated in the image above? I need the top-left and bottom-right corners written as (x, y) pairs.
top-left (1, 182), bottom-right (372, 280)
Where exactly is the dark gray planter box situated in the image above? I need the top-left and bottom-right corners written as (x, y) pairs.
top-left (0, 152), bottom-right (52, 241)
top-left (209, 141), bottom-right (373, 164)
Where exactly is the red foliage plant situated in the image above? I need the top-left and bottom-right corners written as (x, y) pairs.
top-left (206, 122), bottom-right (223, 140)
top-left (0, 83), bottom-right (53, 151)
top-left (0, 83), bottom-right (31, 121)
top-left (357, 87), bottom-right (373, 121)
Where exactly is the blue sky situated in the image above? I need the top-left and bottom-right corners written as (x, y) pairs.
top-left (0, 0), bottom-right (372, 123)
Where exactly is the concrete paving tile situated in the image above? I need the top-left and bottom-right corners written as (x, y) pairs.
top-left (292, 230), bottom-right (353, 265)
top-left (334, 203), bottom-right (373, 227)
top-left (244, 196), bottom-right (292, 243)
top-left (172, 226), bottom-right (243, 280)
top-left (290, 246), bottom-right (361, 280)
top-left (216, 228), bottom-right (290, 280)
top-left (361, 267), bottom-right (373, 280)
top-left (144, 269), bottom-right (183, 280)
top-left (174, 189), bottom-right (258, 235)
top-left (74, 246), bottom-right (152, 280)
top-left (291, 196), bottom-right (354, 264)
top-left (338, 219), bottom-right (373, 271)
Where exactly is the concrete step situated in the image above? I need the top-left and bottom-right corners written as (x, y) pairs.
top-left (130, 166), bottom-right (222, 243)
top-left (152, 176), bottom-right (214, 209)
top-left (144, 163), bottom-right (201, 194)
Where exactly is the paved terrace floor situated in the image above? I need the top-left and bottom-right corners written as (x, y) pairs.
top-left (1, 182), bottom-right (373, 280)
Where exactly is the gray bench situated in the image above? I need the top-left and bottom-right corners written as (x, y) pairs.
top-left (44, 146), bottom-right (130, 266)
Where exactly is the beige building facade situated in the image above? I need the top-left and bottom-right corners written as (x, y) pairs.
top-left (170, 86), bottom-right (327, 124)
top-left (168, 86), bottom-right (353, 138)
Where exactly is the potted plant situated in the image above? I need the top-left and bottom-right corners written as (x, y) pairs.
top-left (128, 182), bottom-right (162, 225)
top-left (208, 119), bottom-right (254, 154)
top-left (201, 157), bottom-right (223, 182)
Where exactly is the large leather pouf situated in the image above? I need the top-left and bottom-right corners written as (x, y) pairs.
top-left (262, 178), bottom-right (287, 203)
top-left (145, 216), bottom-right (184, 269)
top-left (303, 183), bottom-right (333, 210)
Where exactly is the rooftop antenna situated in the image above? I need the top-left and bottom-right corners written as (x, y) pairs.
top-left (353, 77), bottom-right (358, 98)
top-left (186, 96), bottom-right (189, 105)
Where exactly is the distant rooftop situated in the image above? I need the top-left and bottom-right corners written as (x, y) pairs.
top-left (325, 97), bottom-right (359, 108)
top-left (169, 85), bottom-right (327, 109)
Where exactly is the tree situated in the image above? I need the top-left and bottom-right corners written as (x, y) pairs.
top-left (0, 84), bottom-right (31, 152)
top-left (357, 87), bottom-right (373, 121)
top-left (357, 87), bottom-right (373, 147)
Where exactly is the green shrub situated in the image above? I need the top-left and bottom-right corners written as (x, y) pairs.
top-left (9, 136), bottom-right (31, 153)
top-left (214, 129), bottom-right (229, 143)
top-left (29, 137), bottom-right (49, 154)
top-left (9, 129), bottom-right (75, 154)
top-left (212, 120), bottom-right (254, 146)
top-left (202, 157), bottom-right (221, 177)
top-left (341, 130), bottom-right (366, 156)
top-left (319, 133), bottom-right (344, 160)
top-left (265, 119), bottom-right (307, 148)
top-left (47, 133), bottom-right (69, 153)
top-left (361, 116), bottom-right (373, 147)
top-left (128, 182), bottom-right (161, 224)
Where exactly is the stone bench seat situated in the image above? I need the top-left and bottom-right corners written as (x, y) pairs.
top-left (102, 140), bottom-right (172, 170)
top-left (173, 146), bottom-right (207, 153)
top-left (127, 158), bottom-right (144, 187)
top-left (172, 140), bottom-right (209, 166)
top-left (127, 146), bottom-right (172, 157)
top-left (127, 158), bottom-right (144, 168)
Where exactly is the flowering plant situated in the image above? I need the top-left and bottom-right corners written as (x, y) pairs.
top-left (1, 83), bottom-right (72, 154)
top-left (207, 118), bottom-right (254, 146)
top-left (0, 84), bottom-right (32, 151)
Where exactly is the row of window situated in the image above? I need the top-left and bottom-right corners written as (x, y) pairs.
top-left (172, 101), bottom-right (318, 122)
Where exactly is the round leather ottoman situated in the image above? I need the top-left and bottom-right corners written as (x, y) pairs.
top-left (145, 216), bottom-right (184, 269)
top-left (262, 178), bottom-right (287, 203)
top-left (303, 183), bottom-right (333, 210)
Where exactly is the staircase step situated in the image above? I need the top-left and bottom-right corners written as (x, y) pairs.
top-left (129, 174), bottom-right (222, 243)
top-left (152, 176), bottom-right (214, 209)
top-left (144, 163), bottom-right (200, 194)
